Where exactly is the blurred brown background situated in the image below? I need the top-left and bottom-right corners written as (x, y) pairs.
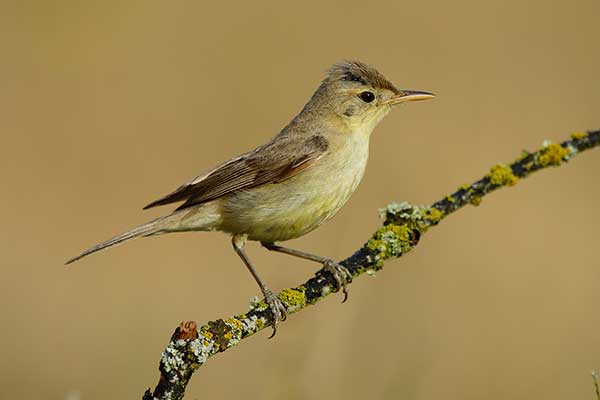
top-left (1, 0), bottom-right (599, 399)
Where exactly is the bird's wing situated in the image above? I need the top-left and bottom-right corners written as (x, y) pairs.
top-left (143, 134), bottom-right (329, 211)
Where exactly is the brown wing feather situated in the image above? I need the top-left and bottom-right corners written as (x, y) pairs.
top-left (143, 134), bottom-right (328, 210)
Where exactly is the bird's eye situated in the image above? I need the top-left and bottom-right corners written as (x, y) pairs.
top-left (358, 91), bottom-right (375, 103)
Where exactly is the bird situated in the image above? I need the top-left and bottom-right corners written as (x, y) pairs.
top-left (66, 60), bottom-right (434, 337)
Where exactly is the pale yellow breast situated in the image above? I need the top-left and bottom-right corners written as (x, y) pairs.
top-left (219, 133), bottom-right (370, 243)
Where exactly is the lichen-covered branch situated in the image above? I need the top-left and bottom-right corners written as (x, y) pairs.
top-left (143, 129), bottom-right (600, 400)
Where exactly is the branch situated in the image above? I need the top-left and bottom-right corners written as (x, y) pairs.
top-left (593, 370), bottom-right (600, 400)
top-left (143, 129), bottom-right (600, 400)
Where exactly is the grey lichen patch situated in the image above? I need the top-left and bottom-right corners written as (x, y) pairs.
top-left (379, 202), bottom-right (444, 230)
top-left (189, 335), bottom-right (217, 365)
top-left (239, 314), bottom-right (267, 334)
top-left (161, 341), bottom-right (188, 379)
top-left (248, 296), bottom-right (268, 312)
top-left (378, 201), bottom-right (412, 220)
top-left (566, 143), bottom-right (579, 157)
top-left (379, 201), bottom-right (427, 222)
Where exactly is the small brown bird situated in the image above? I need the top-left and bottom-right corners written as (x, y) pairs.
top-left (67, 60), bottom-right (434, 336)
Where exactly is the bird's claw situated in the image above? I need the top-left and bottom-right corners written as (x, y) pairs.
top-left (323, 259), bottom-right (352, 303)
top-left (263, 288), bottom-right (287, 338)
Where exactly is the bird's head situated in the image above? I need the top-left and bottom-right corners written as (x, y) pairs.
top-left (313, 60), bottom-right (434, 134)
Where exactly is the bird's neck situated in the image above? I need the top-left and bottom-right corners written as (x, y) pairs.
top-left (282, 85), bottom-right (387, 139)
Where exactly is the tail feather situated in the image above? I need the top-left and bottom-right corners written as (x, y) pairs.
top-left (65, 215), bottom-right (171, 265)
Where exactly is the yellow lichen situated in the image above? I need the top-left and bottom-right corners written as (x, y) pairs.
top-left (367, 224), bottom-right (413, 260)
top-left (200, 327), bottom-right (213, 339)
top-left (278, 288), bottom-right (306, 311)
top-left (222, 318), bottom-right (243, 346)
top-left (570, 132), bottom-right (587, 140)
top-left (470, 196), bottom-right (482, 206)
top-left (425, 207), bottom-right (444, 224)
top-left (489, 164), bottom-right (518, 186)
top-left (225, 318), bottom-right (243, 332)
top-left (538, 142), bottom-right (569, 166)
top-left (255, 318), bottom-right (264, 329)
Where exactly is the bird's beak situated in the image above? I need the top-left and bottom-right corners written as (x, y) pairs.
top-left (382, 90), bottom-right (435, 106)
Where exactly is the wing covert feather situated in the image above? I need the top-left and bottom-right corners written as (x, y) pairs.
top-left (143, 134), bottom-right (328, 210)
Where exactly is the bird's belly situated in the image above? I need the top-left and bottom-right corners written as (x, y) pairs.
top-left (220, 151), bottom-right (367, 243)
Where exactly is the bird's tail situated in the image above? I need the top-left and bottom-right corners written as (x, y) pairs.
top-left (65, 213), bottom-right (181, 265)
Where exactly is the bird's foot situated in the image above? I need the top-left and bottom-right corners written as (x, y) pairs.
top-left (323, 259), bottom-right (352, 303)
top-left (263, 287), bottom-right (287, 338)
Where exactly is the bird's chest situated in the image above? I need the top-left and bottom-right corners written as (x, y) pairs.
top-left (303, 135), bottom-right (369, 204)
top-left (234, 135), bottom-right (369, 242)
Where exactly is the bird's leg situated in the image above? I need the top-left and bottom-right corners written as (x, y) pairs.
top-left (261, 242), bottom-right (352, 302)
top-left (232, 234), bottom-right (286, 338)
